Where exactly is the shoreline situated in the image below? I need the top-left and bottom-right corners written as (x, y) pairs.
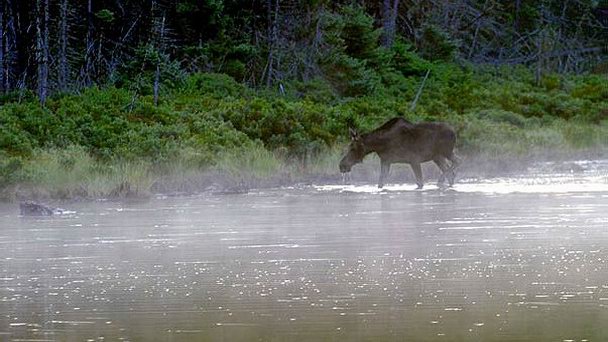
top-left (4, 150), bottom-right (607, 204)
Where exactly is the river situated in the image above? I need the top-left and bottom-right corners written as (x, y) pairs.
top-left (1, 160), bottom-right (607, 341)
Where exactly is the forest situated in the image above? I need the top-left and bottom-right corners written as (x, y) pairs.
top-left (1, 0), bottom-right (607, 199)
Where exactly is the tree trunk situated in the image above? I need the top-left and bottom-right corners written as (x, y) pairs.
top-left (84, 0), bottom-right (93, 87)
top-left (265, 0), bottom-right (279, 87)
top-left (468, 0), bottom-right (489, 59)
top-left (58, 0), bottom-right (69, 92)
top-left (513, 0), bottom-right (521, 31)
top-left (36, 0), bottom-right (49, 105)
top-left (153, 15), bottom-right (165, 107)
top-left (4, 0), bottom-right (16, 92)
top-left (556, 0), bottom-right (569, 73)
top-left (535, 31), bottom-right (543, 86)
top-left (0, 3), bottom-right (5, 93)
top-left (381, 0), bottom-right (400, 48)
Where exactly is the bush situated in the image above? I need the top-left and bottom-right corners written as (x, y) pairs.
top-left (283, 78), bottom-right (339, 103)
top-left (180, 73), bottom-right (251, 98)
top-left (571, 75), bottom-right (608, 102)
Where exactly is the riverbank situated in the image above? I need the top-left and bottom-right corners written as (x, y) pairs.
top-left (2, 69), bottom-right (607, 201)
top-left (3, 144), bottom-right (608, 202)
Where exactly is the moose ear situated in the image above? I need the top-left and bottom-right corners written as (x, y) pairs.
top-left (349, 127), bottom-right (359, 141)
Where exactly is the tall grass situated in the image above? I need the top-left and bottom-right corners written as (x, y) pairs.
top-left (84, 161), bottom-right (156, 198)
top-left (22, 146), bottom-right (95, 199)
top-left (303, 145), bottom-right (345, 177)
top-left (20, 146), bottom-right (156, 199)
top-left (558, 121), bottom-right (608, 150)
top-left (214, 143), bottom-right (287, 183)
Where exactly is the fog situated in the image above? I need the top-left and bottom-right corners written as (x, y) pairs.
top-left (1, 160), bottom-right (607, 341)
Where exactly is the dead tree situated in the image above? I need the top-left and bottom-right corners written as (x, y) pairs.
top-left (58, 0), bottom-right (69, 92)
top-left (264, 0), bottom-right (280, 87)
top-left (467, 0), bottom-right (492, 59)
top-left (381, 0), bottom-right (400, 48)
top-left (510, 0), bottom-right (521, 31)
top-left (36, 0), bottom-right (50, 105)
top-left (0, 3), bottom-right (5, 93)
top-left (83, 0), bottom-right (94, 87)
top-left (153, 15), bottom-right (166, 107)
top-left (3, 0), bottom-right (16, 92)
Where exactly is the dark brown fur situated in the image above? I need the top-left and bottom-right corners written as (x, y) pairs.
top-left (339, 117), bottom-right (460, 189)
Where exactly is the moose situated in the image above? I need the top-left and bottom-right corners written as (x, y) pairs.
top-left (339, 117), bottom-right (459, 189)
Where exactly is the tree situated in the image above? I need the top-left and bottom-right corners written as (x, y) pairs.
top-left (36, 0), bottom-right (49, 105)
top-left (0, 2), bottom-right (5, 93)
top-left (83, 0), bottom-right (94, 87)
top-left (264, 0), bottom-right (280, 87)
top-left (0, 0), bottom-right (604, 103)
top-left (153, 14), bottom-right (166, 106)
top-left (58, 0), bottom-right (69, 92)
top-left (381, 0), bottom-right (400, 48)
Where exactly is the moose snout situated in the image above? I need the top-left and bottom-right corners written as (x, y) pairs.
top-left (339, 162), bottom-right (351, 173)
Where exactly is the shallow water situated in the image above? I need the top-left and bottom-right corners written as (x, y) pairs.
top-left (1, 160), bottom-right (608, 341)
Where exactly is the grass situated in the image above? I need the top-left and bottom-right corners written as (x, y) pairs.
top-left (86, 161), bottom-right (156, 198)
top-left (214, 143), bottom-right (286, 181)
top-left (16, 147), bottom-right (156, 200)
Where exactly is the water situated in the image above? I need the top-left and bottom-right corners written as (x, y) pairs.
top-left (1, 160), bottom-right (608, 341)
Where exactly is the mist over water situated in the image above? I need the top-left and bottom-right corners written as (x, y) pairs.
top-left (1, 160), bottom-right (607, 341)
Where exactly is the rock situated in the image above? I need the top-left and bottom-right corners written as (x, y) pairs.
top-left (19, 201), bottom-right (64, 216)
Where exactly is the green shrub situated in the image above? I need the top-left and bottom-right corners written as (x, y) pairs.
top-left (180, 73), bottom-right (250, 98)
top-left (571, 75), bottom-right (608, 102)
top-left (284, 78), bottom-right (339, 103)
top-left (540, 74), bottom-right (562, 91)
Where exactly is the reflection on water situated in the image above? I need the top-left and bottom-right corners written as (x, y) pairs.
top-left (1, 161), bottom-right (608, 341)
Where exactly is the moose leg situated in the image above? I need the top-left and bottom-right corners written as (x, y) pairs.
top-left (378, 160), bottom-right (391, 188)
top-left (433, 157), bottom-right (449, 186)
top-left (410, 162), bottom-right (424, 189)
top-left (445, 154), bottom-right (461, 186)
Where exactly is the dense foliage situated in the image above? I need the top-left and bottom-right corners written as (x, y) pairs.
top-left (1, 0), bottom-right (607, 98)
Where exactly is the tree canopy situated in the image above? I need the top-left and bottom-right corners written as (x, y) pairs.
top-left (0, 0), bottom-right (607, 103)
